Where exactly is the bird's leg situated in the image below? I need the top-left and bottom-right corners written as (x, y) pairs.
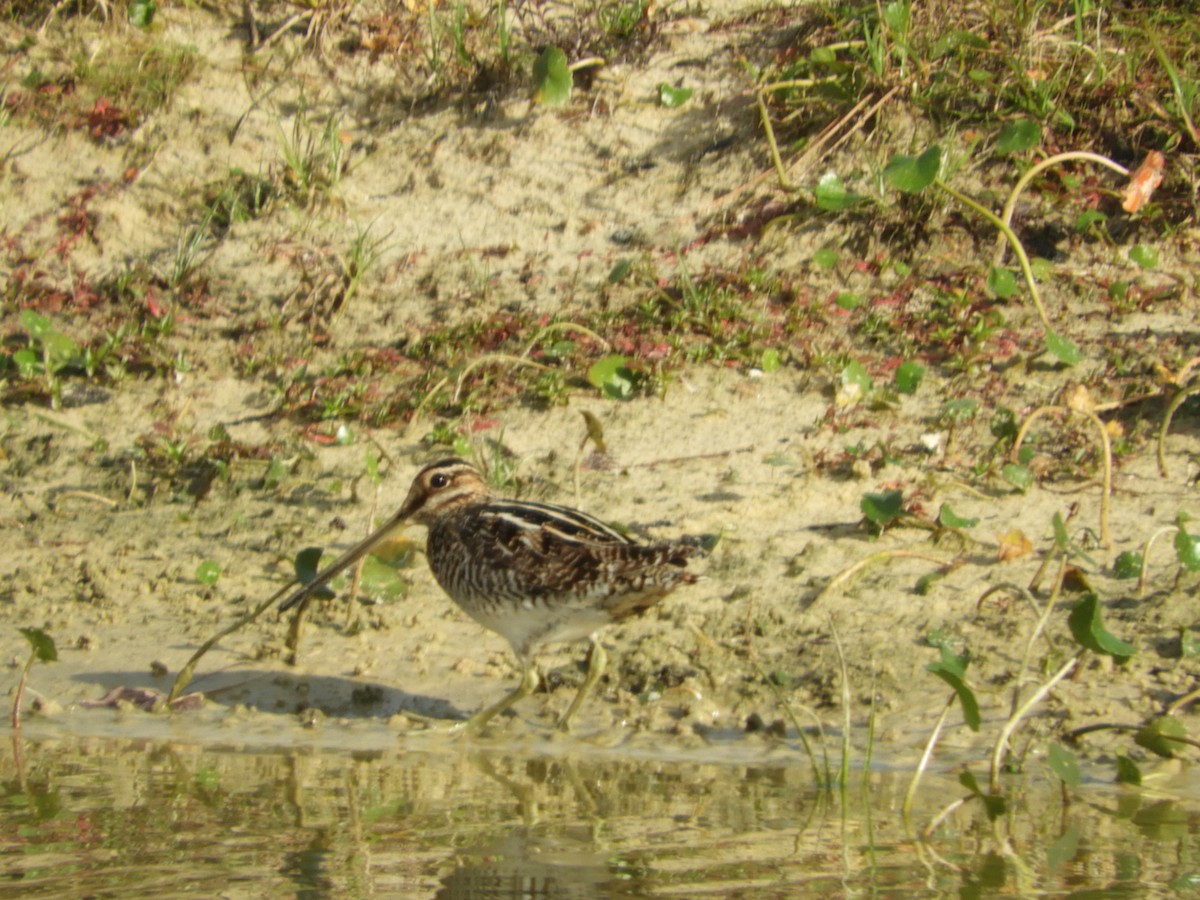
top-left (558, 636), bottom-right (607, 733)
top-left (465, 658), bottom-right (540, 734)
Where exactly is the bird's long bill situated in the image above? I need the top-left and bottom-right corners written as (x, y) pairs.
top-left (276, 506), bottom-right (412, 613)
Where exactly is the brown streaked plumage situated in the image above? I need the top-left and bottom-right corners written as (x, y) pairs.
top-left (278, 458), bottom-right (703, 731)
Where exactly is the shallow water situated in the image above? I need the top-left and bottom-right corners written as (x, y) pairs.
top-left (3, 726), bottom-right (1198, 898)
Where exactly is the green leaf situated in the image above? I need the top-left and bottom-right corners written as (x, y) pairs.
top-left (814, 173), bottom-right (865, 210)
top-left (1115, 754), bottom-right (1141, 785)
top-left (882, 0), bottom-right (908, 32)
top-left (760, 348), bottom-right (782, 373)
top-left (835, 292), bottom-right (863, 310)
top-left (18, 627), bottom-right (58, 663)
top-left (1047, 742), bottom-right (1081, 788)
top-left (861, 489), bottom-right (904, 527)
top-left (608, 258), bottom-right (633, 284)
top-left (129, 0), bottom-right (156, 27)
top-left (1045, 330), bottom-right (1082, 366)
top-left (1128, 244), bottom-right (1159, 270)
top-left (1174, 524), bottom-right (1200, 572)
top-left (14, 348), bottom-right (41, 377)
top-left (1181, 627), bottom-right (1200, 660)
top-left (914, 571), bottom-right (944, 595)
top-left (1112, 551), bottom-right (1142, 579)
top-left (883, 145), bottom-right (941, 193)
top-left (658, 83), bottom-right (693, 108)
top-left (263, 455), bottom-right (287, 490)
top-left (294, 548), bottom-right (336, 600)
top-left (958, 770), bottom-right (1005, 817)
top-left (533, 46), bottom-right (572, 106)
top-left (940, 397), bottom-right (978, 423)
top-left (995, 118), bottom-right (1041, 154)
top-left (357, 557), bottom-right (408, 603)
top-left (1001, 463), bottom-right (1034, 491)
top-left (930, 29), bottom-right (989, 58)
top-left (841, 360), bottom-right (872, 392)
top-left (20, 310), bottom-right (53, 341)
top-left (894, 360), bottom-right (924, 394)
top-left (1074, 209), bottom-right (1107, 232)
top-left (1051, 512), bottom-right (1070, 551)
top-left (1068, 593), bottom-right (1135, 660)
top-left (1134, 716), bottom-right (1188, 758)
top-left (195, 560), bottom-right (221, 585)
top-left (812, 247), bottom-right (838, 269)
top-left (938, 504), bottom-right (979, 529)
top-left (986, 265), bottom-right (1018, 298)
top-left (588, 355), bottom-right (636, 399)
top-left (1029, 257), bottom-right (1054, 280)
top-left (990, 407), bottom-right (1018, 441)
top-left (928, 646), bottom-right (981, 730)
top-left (1046, 824), bottom-right (1081, 870)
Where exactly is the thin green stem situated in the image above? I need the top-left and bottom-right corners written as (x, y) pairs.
top-left (935, 178), bottom-right (1052, 332)
top-left (992, 151), bottom-right (1129, 265)
top-left (988, 655), bottom-right (1078, 793)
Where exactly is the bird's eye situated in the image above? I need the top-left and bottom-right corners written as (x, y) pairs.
top-left (430, 473), bottom-right (450, 489)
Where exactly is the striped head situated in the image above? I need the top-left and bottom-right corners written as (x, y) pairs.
top-left (396, 459), bottom-right (491, 525)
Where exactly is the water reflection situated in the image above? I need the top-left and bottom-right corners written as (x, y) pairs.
top-left (1, 732), bottom-right (1197, 897)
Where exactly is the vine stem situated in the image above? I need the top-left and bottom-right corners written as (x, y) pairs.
top-left (934, 178), bottom-right (1053, 333)
top-left (1010, 404), bottom-right (1113, 548)
top-left (989, 655), bottom-right (1078, 793)
top-left (992, 151), bottom-right (1129, 265)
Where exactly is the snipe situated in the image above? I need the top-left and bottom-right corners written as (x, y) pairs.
top-left (278, 458), bottom-right (703, 732)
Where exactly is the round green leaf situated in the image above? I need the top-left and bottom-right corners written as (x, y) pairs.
top-left (1048, 742), bottom-right (1081, 788)
top-left (294, 547), bottom-right (336, 600)
top-left (1045, 331), bottom-right (1082, 366)
top-left (18, 627), bottom-right (58, 663)
top-left (760, 348), bottom-right (782, 373)
top-left (1174, 525), bottom-right (1200, 572)
top-left (1134, 716), bottom-right (1187, 759)
top-left (195, 560), bottom-right (221, 585)
top-left (812, 248), bottom-right (839, 269)
top-left (1068, 593), bottom-right (1135, 660)
top-left (533, 46), bottom-right (572, 106)
top-left (986, 265), bottom-right (1018, 298)
top-left (841, 360), bottom-right (872, 392)
top-left (1002, 463), bottom-right (1034, 491)
top-left (835, 292), bottom-right (863, 310)
top-left (883, 145), bottom-right (941, 193)
top-left (1074, 209), bottom-right (1107, 233)
top-left (814, 173), bottom-right (864, 211)
top-left (861, 489), bottom-right (904, 526)
top-left (1128, 244), bottom-right (1158, 270)
top-left (658, 83), bottom-right (693, 108)
top-left (587, 354), bottom-right (635, 399)
top-left (357, 557), bottom-right (408, 603)
top-left (1111, 551), bottom-right (1142, 580)
top-left (1115, 754), bottom-right (1141, 785)
top-left (928, 647), bottom-right (980, 731)
top-left (894, 359), bottom-right (924, 394)
top-left (995, 118), bottom-right (1041, 154)
top-left (20, 310), bottom-right (53, 340)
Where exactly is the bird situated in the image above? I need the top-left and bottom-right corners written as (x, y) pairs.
top-left (277, 457), bottom-right (704, 732)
